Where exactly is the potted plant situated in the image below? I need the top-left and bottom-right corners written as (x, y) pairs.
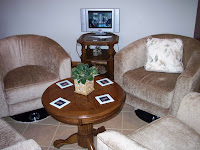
top-left (72, 63), bottom-right (98, 95)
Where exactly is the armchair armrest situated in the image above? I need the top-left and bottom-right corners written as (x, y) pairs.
top-left (2, 139), bottom-right (41, 150)
top-left (0, 58), bottom-right (9, 118)
top-left (114, 37), bottom-right (147, 86)
top-left (177, 92), bottom-right (200, 135)
top-left (97, 130), bottom-right (149, 150)
top-left (170, 50), bottom-right (200, 116)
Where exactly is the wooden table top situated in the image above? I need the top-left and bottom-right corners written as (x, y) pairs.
top-left (42, 76), bottom-right (125, 125)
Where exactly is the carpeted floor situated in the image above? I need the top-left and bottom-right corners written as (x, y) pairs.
top-left (3, 103), bottom-right (148, 150)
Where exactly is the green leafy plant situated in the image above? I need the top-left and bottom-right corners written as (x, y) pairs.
top-left (72, 63), bottom-right (98, 84)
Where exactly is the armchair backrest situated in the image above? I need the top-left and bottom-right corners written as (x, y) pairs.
top-left (0, 35), bottom-right (62, 78)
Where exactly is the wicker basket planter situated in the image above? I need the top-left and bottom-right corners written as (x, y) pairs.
top-left (74, 79), bottom-right (94, 95)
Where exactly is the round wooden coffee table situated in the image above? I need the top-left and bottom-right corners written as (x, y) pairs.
top-left (42, 76), bottom-right (125, 150)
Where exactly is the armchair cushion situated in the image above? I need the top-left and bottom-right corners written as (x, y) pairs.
top-left (129, 116), bottom-right (200, 150)
top-left (145, 38), bottom-right (184, 73)
top-left (123, 67), bottom-right (179, 108)
top-left (4, 65), bottom-right (59, 105)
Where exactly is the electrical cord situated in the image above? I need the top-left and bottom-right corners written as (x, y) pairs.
top-left (76, 41), bottom-right (81, 59)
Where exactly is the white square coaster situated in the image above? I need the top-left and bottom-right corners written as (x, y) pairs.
top-left (50, 97), bottom-right (70, 109)
top-left (96, 78), bottom-right (114, 86)
top-left (56, 80), bottom-right (73, 89)
top-left (95, 94), bottom-right (114, 104)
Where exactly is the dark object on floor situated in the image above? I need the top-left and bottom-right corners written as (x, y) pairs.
top-left (135, 109), bottom-right (160, 123)
top-left (11, 108), bottom-right (49, 122)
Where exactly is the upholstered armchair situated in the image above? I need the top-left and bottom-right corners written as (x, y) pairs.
top-left (114, 34), bottom-right (200, 117)
top-left (0, 35), bottom-right (71, 117)
top-left (97, 92), bottom-right (200, 150)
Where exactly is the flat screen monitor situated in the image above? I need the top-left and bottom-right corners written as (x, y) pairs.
top-left (81, 8), bottom-right (120, 34)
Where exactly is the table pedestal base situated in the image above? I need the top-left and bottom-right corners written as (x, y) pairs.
top-left (53, 124), bottom-right (105, 150)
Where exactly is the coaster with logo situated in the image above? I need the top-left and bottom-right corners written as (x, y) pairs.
top-left (50, 97), bottom-right (70, 109)
top-left (96, 78), bottom-right (114, 86)
top-left (56, 80), bottom-right (73, 89)
top-left (95, 94), bottom-right (114, 104)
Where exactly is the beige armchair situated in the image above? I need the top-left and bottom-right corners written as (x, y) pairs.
top-left (0, 34), bottom-right (71, 117)
top-left (114, 34), bottom-right (200, 117)
top-left (97, 92), bottom-right (200, 150)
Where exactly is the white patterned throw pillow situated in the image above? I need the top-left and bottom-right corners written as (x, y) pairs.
top-left (145, 38), bottom-right (184, 73)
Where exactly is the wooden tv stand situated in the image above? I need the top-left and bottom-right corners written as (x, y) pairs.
top-left (77, 33), bottom-right (119, 79)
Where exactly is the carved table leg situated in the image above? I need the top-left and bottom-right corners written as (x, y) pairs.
top-left (93, 126), bottom-right (106, 136)
top-left (53, 133), bottom-right (78, 148)
top-left (86, 138), bottom-right (95, 150)
top-left (53, 124), bottom-right (106, 149)
top-left (78, 124), bottom-right (93, 148)
top-left (78, 124), bottom-right (106, 149)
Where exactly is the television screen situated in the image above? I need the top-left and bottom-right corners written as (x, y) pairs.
top-left (81, 8), bottom-right (119, 33)
top-left (88, 11), bottom-right (112, 28)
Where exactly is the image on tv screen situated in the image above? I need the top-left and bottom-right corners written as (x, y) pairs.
top-left (88, 11), bottom-right (112, 28)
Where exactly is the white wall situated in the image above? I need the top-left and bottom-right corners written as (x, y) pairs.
top-left (0, 0), bottom-right (198, 61)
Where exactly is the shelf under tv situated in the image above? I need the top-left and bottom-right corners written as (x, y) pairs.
top-left (85, 49), bottom-right (110, 62)
top-left (77, 33), bottom-right (119, 79)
